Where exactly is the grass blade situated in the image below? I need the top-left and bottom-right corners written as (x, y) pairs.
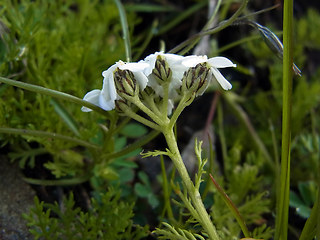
top-left (209, 173), bottom-right (251, 238)
top-left (50, 99), bottom-right (80, 137)
top-left (114, 0), bottom-right (131, 62)
top-left (0, 76), bottom-right (110, 117)
top-left (274, 0), bottom-right (294, 239)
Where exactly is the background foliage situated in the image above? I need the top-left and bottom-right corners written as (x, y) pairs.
top-left (0, 0), bottom-right (319, 239)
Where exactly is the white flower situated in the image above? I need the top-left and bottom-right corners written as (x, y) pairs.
top-left (81, 60), bottom-right (150, 112)
top-left (143, 52), bottom-right (187, 99)
top-left (181, 55), bottom-right (236, 90)
top-left (82, 52), bottom-right (236, 114)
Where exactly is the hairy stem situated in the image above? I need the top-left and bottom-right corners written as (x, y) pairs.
top-left (162, 127), bottom-right (220, 240)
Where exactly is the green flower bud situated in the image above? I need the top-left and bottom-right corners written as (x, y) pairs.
top-left (115, 99), bottom-right (131, 114)
top-left (152, 55), bottom-right (172, 84)
top-left (142, 86), bottom-right (155, 96)
top-left (114, 68), bottom-right (138, 97)
top-left (181, 62), bottom-right (211, 96)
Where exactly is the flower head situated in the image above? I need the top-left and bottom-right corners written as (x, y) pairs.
top-left (82, 52), bottom-right (236, 115)
top-left (181, 62), bottom-right (212, 96)
top-left (143, 52), bottom-right (187, 99)
top-left (181, 55), bottom-right (236, 91)
top-left (81, 60), bottom-right (149, 112)
top-left (114, 68), bottom-right (138, 97)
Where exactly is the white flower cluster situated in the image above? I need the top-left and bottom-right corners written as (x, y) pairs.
top-left (82, 52), bottom-right (236, 113)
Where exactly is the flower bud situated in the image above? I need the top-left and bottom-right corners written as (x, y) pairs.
top-left (142, 86), bottom-right (155, 96)
top-left (114, 68), bottom-right (138, 97)
top-left (115, 99), bottom-right (131, 114)
top-left (152, 55), bottom-right (172, 84)
top-left (181, 62), bottom-right (211, 96)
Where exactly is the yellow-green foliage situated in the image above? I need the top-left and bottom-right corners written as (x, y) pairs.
top-left (0, 0), bottom-right (139, 175)
top-left (23, 188), bottom-right (149, 240)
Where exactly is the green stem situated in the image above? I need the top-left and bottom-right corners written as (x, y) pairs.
top-left (106, 129), bottom-right (160, 159)
top-left (209, 174), bottom-right (251, 238)
top-left (130, 95), bottom-right (164, 126)
top-left (160, 156), bottom-right (175, 222)
top-left (179, 0), bottom-right (222, 55)
top-left (0, 127), bottom-right (100, 149)
top-left (140, 89), bottom-right (162, 117)
top-left (114, 0), bottom-right (131, 62)
top-left (156, 1), bottom-right (207, 36)
top-left (170, 0), bottom-right (249, 55)
top-left (299, 191), bottom-right (319, 240)
top-left (144, 95), bottom-right (161, 116)
top-left (0, 76), bottom-right (109, 117)
top-left (23, 175), bottom-right (90, 186)
top-left (275, 0), bottom-right (293, 239)
top-left (162, 127), bottom-right (220, 240)
top-left (122, 107), bottom-right (160, 130)
top-left (169, 93), bottom-right (195, 129)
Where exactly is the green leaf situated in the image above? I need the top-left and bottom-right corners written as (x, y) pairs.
top-left (115, 136), bottom-right (127, 151)
top-left (296, 205), bottom-right (311, 219)
top-left (148, 194), bottom-right (159, 208)
top-left (134, 183), bottom-right (150, 198)
top-left (50, 99), bottom-right (80, 137)
top-left (289, 191), bottom-right (311, 219)
top-left (120, 123), bottom-right (148, 138)
top-left (111, 158), bottom-right (138, 168)
top-left (117, 167), bottom-right (134, 183)
top-left (289, 191), bottom-right (305, 208)
top-left (298, 181), bottom-right (317, 207)
top-left (138, 171), bottom-right (150, 186)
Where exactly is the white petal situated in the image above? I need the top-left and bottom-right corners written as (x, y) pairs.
top-left (207, 57), bottom-right (236, 68)
top-left (101, 74), bottom-right (117, 103)
top-left (116, 60), bottom-right (150, 90)
top-left (147, 75), bottom-right (163, 96)
top-left (171, 63), bottom-right (188, 80)
top-left (99, 93), bottom-right (115, 110)
top-left (100, 65), bottom-right (118, 110)
top-left (168, 87), bottom-right (179, 100)
top-left (181, 55), bottom-right (207, 67)
top-left (101, 64), bottom-right (118, 102)
top-left (102, 63), bottom-right (117, 78)
top-left (162, 53), bottom-right (186, 88)
top-left (144, 52), bottom-right (184, 77)
top-left (210, 67), bottom-right (232, 90)
top-left (132, 71), bottom-right (148, 90)
top-left (167, 99), bottom-right (174, 116)
top-left (81, 89), bottom-right (101, 112)
top-left (161, 53), bottom-right (184, 66)
top-left (144, 52), bottom-right (186, 96)
top-left (118, 61), bottom-right (149, 72)
top-left (143, 52), bottom-right (162, 76)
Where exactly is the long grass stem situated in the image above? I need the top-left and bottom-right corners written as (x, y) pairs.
top-left (0, 77), bottom-right (109, 117)
top-left (274, 0), bottom-right (293, 239)
top-left (0, 127), bottom-right (100, 149)
top-left (114, 0), bottom-right (132, 62)
top-left (209, 174), bottom-right (251, 238)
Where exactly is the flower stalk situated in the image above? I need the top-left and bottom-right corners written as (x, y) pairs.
top-left (163, 127), bottom-right (220, 240)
